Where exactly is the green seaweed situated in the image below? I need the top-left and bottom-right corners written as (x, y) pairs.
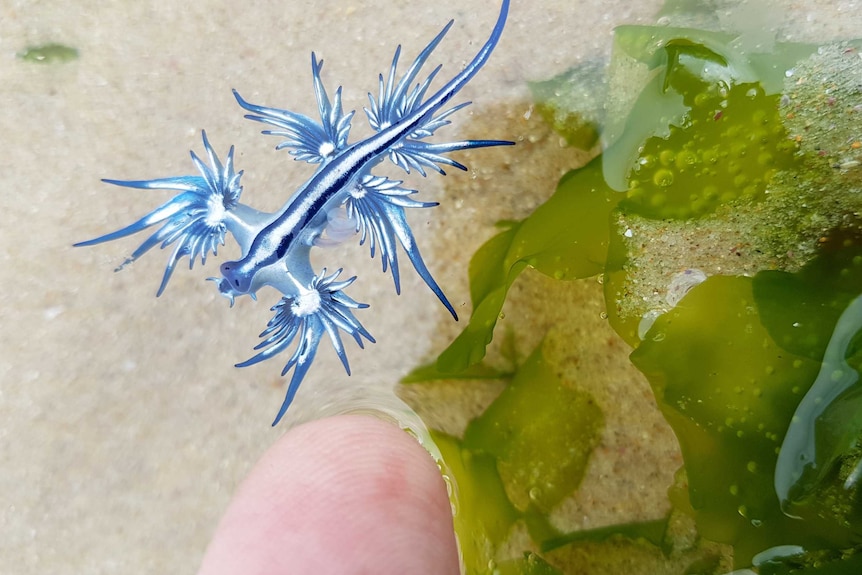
top-left (630, 275), bottom-right (827, 563)
top-left (436, 158), bottom-right (619, 372)
top-left (415, 4), bottom-right (862, 573)
top-left (606, 26), bottom-right (802, 217)
top-left (432, 341), bottom-right (603, 574)
top-left (542, 518), bottom-right (670, 552)
top-left (464, 340), bottom-right (604, 514)
top-left (747, 230), bottom-right (862, 530)
top-left (435, 24), bottom-right (834, 373)
top-left (402, 359), bottom-right (511, 384)
top-left (434, 431), bottom-right (520, 574)
top-left (753, 230), bottom-right (862, 363)
top-left (496, 553), bottom-right (563, 575)
top-left (631, 256), bottom-right (862, 564)
top-left (17, 43), bottom-right (79, 64)
top-left (623, 78), bottom-right (798, 219)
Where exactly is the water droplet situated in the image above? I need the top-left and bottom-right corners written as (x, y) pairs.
top-left (675, 150), bottom-right (697, 169)
top-left (653, 169), bottom-right (675, 187)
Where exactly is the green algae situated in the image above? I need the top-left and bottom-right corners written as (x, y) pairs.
top-left (630, 275), bottom-right (830, 563)
top-left (434, 431), bottom-right (520, 574)
top-left (497, 553), bottom-right (563, 575)
top-left (630, 233), bottom-right (862, 565)
top-left (464, 341), bottom-right (604, 514)
top-left (17, 43), bottom-right (79, 64)
top-left (412, 5), bottom-right (862, 574)
top-left (624, 79), bottom-right (798, 219)
top-left (402, 359), bottom-right (511, 384)
top-left (436, 26), bottom-right (857, 371)
top-left (600, 25), bottom-right (812, 194)
top-left (542, 518), bottom-right (669, 552)
top-left (432, 341), bottom-right (604, 574)
top-left (753, 231), bottom-right (862, 532)
top-left (432, 345), bottom-right (603, 575)
top-left (754, 229), bottom-right (862, 363)
top-left (436, 157), bottom-right (619, 373)
top-left (769, 283), bottom-right (862, 524)
top-left (603, 35), bottom-right (862, 342)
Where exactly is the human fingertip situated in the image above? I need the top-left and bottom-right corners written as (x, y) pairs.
top-left (197, 414), bottom-right (460, 575)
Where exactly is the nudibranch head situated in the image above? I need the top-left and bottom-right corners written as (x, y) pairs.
top-left (219, 258), bottom-right (256, 295)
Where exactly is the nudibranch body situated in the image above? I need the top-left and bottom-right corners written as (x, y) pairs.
top-left (77, 0), bottom-right (512, 424)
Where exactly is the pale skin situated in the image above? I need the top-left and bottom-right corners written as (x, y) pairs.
top-left (196, 415), bottom-right (460, 575)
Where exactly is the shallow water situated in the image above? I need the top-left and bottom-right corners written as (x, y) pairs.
top-left (2, 0), bottom-right (860, 573)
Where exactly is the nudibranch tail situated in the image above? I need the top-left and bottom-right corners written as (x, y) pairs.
top-left (363, 0), bottom-right (514, 176)
top-left (74, 131), bottom-right (243, 296)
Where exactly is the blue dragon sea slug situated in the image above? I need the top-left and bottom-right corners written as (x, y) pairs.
top-left (76, 0), bottom-right (512, 424)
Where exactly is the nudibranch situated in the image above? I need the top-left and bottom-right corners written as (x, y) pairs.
top-left (76, 0), bottom-right (512, 424)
